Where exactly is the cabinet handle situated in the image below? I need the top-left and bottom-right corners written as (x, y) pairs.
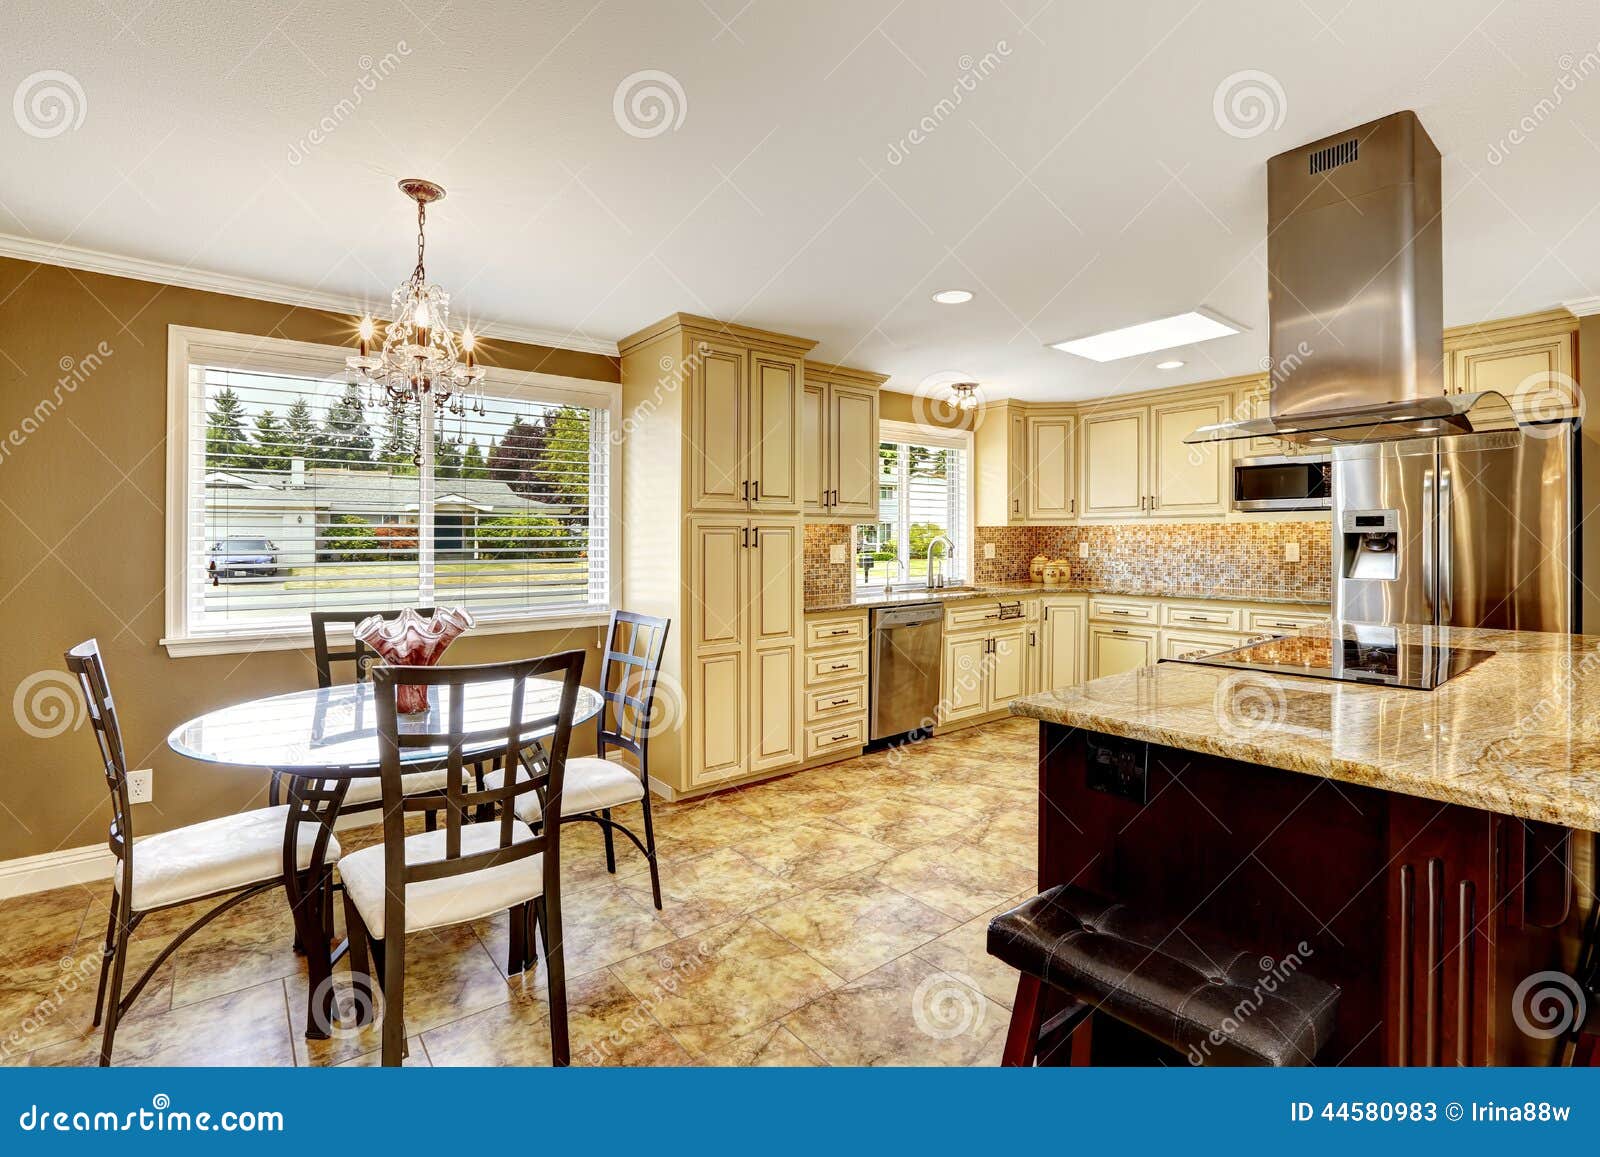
top-left (1028, 630), bottom-right (1036, 646)
top-left (826, 628), bottom-right (849, 637)
top-left (1013, 498), bottom-right (1020, 513)
top-left (1112, 628), bottom-right (1129, 635)
top-left (742, 480), bottom-right (750, 500)
top-left (830, 697), bottom-right (851, 706)
top-left (829, 662), bottom-right (850, 671)
top-left (830, 732), bottom-right (853, 743)
top-left (741, 527), bottom-right (749, 548)
top-left (753, 480), bottom-right (761, 501)
top-left (1109, 609), bottom-right (1130, 616)
top-left (753, 528), bottom-right (762, 549)
top-left (1070, 498), bottom-right (1075, 514)
top-left (1139, 495), bottom-right (1146, 510)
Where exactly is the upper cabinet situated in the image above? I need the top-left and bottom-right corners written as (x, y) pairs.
top-left (1149, 394), bottom-right (1229, 516)
top-left (1025, 413), bottom-right (1077, 520)
top-left (802, 362), bottom-right (885, 521)
top-left (1232, 375), bottom-right (1301, 460)
top-left (1444, 311), bottom-right (1578, 425)
top-left (1078, 406), bottom-right (1147, 518)
top-left (974, 402), bottom-right (1029, 525)
top-left (688, 339), bottom-right (803, 513)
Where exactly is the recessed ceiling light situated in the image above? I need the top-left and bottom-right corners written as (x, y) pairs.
top-left (931, 289), bottom-right (974, 305)
top-left (1049, 309), bottom-right (1244, 362)
top-left (1156, 359), bottom-right (1185, 370)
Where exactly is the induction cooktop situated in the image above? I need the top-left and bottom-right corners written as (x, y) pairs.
top-left (1169, 627), bottom-right (1496, 690)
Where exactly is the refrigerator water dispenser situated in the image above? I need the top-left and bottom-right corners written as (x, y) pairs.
top-left (1341, 509), bottom-right (1400, 582)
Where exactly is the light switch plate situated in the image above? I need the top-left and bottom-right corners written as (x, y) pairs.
top-left (1078, 542), bottom-right (1090, 559)
top-left (1284, 541), bottom-right (1301, 563)
top-left (127, 768), bottom-right (153, 804)
top-left (830, 544), bottom-right (846, 563)
top-left (983, 543), bottom-right (996, 559)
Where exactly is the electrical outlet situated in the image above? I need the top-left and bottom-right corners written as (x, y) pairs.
top-left (127, 768), bottom-right (153, 805)
top-left (1284, 541), bottom-right (1301, 563)
top-left (983, 543), bottom-right (996, 559)
top-left (829, 543), bottom-right (846, 564)
top-left (1078, 542), bottom-right (1090, 559)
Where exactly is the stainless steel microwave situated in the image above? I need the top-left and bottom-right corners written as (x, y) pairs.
top-left (1232, 455), bottom-right (1332, 511)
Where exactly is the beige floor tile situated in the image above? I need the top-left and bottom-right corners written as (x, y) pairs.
top-left (700, 1023), bottom-right (825, 1067)
top-left (28, 979), bottom-right (293, 1067)
top-left (0, 890), bottom-right (92, 971)
top-left (542, 884), bottom-right (679, 975)
top-left (911, 897), bottom-right (1033, 1009)
top-left (170, 892), bottom-right (304, 1008)
top-left (333, 1035), bottom-right (430, 1067)
top-left (870, 842), bottom-right (1036, 921)
top-left (620, 847), bottom-right (794, 936)
top-left (732, 822), bottom-right (900, 889)
top-left (784, 955), bottom-right (1008, 1066)
top-left (823, 795), bottom-right (972, 851)
top-left (755, 874), bottom-right (957, 980)
top-left (610, 917), bottom-right (842, 1056)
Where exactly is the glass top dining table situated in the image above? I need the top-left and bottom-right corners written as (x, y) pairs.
top-left (168, 678), bottom-right (605, 776)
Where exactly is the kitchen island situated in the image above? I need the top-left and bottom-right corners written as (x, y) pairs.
top-left (1010, 624), bottom-right (1596, 1066)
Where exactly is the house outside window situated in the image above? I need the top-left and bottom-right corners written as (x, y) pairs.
top-left (164, 327), bottom-right (617, 655)
top-left (853, 420), bottom-right (970, 589)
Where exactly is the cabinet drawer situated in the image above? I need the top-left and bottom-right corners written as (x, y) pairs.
top-left (806, 683), bottom-right (865, 722)
top-left (1161, 602), bottom-right (1242, 631)
top-left (1088, 597), bottom-right (1158, 625)
top-left (805, 715), bottom-right (866, 759)
top-left (1160, 630), bottom-right (1251, 661)
top-left (1244, 608), bottom-right (1330, 634)
top-left (946, 598), bottom-right (1035, 632)
top-left (805, 614), bottom-right (867, 648)
top-left (806, 647), bottom-right (866, 685)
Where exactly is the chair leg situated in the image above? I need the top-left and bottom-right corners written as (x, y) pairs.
top-left (1001, 973), bottom-right (1045, 1067)
top-left (91, 888), bottom-right (117, 1027)
top-left (507, 903), bottom-right (528, 977)
top-left (601, 809), bottom-right (616, 874)
top-left (98, 897), bottom-right (133, 1067)
top-left (424, 809), bottom-right (437, 833)
top-left (639, 789), bottom-right (663, 910)
top-left (533, 896), bottom-right (549, 960)
top-left (544, 897), bottom-right (568, 1067)
top-left (524, 903), bottom-right (538, 969)
top-left (342, 894), bottom-right (374, 1028)
top-left (380, 928), bottom-right (406, 1066)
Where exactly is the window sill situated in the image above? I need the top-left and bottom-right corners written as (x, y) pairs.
top-left (160, 610), bottom-right (613, 658)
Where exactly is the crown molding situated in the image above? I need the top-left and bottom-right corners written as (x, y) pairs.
top-left (0, 232), bottom-right (620, 357)
top-left (1562, 297), bottom-right (1600, 318)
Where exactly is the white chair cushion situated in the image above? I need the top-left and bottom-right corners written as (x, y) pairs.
top-left (339, 820), bottom-right (543, 939)
top-left (483, 756), bottom-right (647, 824)
top-left (117, 805), bottom-right (340, 912)
top-left (342, 766), bottom-right (455, 808)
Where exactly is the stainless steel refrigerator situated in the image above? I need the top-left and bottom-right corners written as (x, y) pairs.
top-left (1332, 422), bottom-right (1578, 632)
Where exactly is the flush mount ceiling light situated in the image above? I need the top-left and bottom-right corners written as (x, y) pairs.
top-left (1049, 308), bottom-right (1243, 362)
top-left (1156, 359), bottom-right (1185, 370)
top-left (931, 289), bottom-right (974, 304)
top-left (950, 382), bottom-right (980, 411)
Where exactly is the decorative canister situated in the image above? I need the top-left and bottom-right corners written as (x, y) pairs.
top-left (1029, 554), bottom-right (1050, 583)
top-left (1052, 560), bottom-right (1072, 587)
top-left (1042, 562), bottom-right (1062, 588)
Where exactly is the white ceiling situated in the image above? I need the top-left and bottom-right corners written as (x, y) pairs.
top-left (5, 0), bottom-right (1600, 401)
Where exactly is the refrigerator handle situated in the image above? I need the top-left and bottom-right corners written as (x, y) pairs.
top-left (1438, 466), bottom-right (1453, 625)
top-left (1422, 467), bottom-right (1436, 621)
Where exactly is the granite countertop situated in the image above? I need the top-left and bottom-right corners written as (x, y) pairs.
top-left (1010, 623), bottom-right (1600, 830)
top-left (805, 580), bottom-right (1330, 614)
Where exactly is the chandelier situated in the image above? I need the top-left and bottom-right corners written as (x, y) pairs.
top-left (950, 382), bottom-right (980, 412)
top-left (348, 178), bottom-right (485, 464)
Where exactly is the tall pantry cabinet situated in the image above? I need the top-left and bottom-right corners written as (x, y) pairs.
top-left (618, 314), bottom-right (815, 796)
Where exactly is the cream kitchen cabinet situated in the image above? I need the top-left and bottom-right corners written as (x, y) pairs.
top-left (1025, 413), bottom-right (1077, 520)
top-left (1088, 623), bottom-right (1158, 678)
top-left (1039, 597), bottom-right (1086, 691)
top-left (1078, 406), bottom-right (1147, 518)
top-left (1232, 376), bottom-right (1300, 459)
top-left (1079, 390), bottom-right (1233, 519)
top-left (1444, 313), bottom-right (1577, 424)
top-left (938, 597), bottom-right (1039, 729)
top-left (687, 338), bottom-right (803, 514)
top-left (1150, 394), bottom-right (1229, 516)
top-left (803, 362), bottom-right (885, 520)
top-left (975, 402), bottom-right (1031, 525)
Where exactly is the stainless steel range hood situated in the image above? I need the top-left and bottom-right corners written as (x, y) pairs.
top-left (1187, 111), bottom-right (1517, 447)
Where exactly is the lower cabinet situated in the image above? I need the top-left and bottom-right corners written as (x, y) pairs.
top-left (940, 633), bottom-right (992, 725)
top-left (749, 644), bottom-right (802, 772)
top-left (939, 615), bottom-right (1037, 728)
top-left (1160, 630), bottom-right (1247, 661)
top-left (1040, 599), bottom-right (1085, 690)
top-left (1088, 623), bottom-right (1158, 679)
top-left (690, 649), bottom-right (747, 783)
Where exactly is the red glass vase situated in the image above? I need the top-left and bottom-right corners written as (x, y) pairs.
top-left (354, 607), bottom-right (475, 714)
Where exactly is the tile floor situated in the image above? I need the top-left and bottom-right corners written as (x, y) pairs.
top-left (0, 718), bottom-right (1038, 1067)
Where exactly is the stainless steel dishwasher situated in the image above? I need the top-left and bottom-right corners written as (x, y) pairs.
top-left (869, 602), bottom-right (944, 741)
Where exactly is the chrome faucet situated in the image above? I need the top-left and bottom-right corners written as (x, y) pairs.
top-left (925, 534), bottom-right (955, 590)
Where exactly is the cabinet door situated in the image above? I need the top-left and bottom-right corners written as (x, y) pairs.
top-left (986, 626), bottom-right (1029, 709)
top-left (748, 520), bottom-right (801, 647)
top-left (1041, 602), bottom-right (1084, 690)
top-left (829, 383), bottom-right (880, 518)
top-left (1151, 396), bottom-right (1228, 516)
top-left (690, 649), bottom-right (746, 785)
top-left (1089, 624), bottom-right (1156, 678)
top-left (940, 634), bottom-right (991, 724)
top-left (749, 644), bottom-right (801, 772)
top-left (1448, 332), bottom-right (1577, 422)
top-left (1079, 408), bottom-right (1147, 517)
top-left (1008, 411), bottom-right (1028, 523)
top-left (1234, 377), bottom-right (1292, 459)
top-left (689, 518), bottom-right (747, 651)
top-left (748, 352), bottom-right (802, 511)
top-left (1025, 415), bottom-right (1077, 520)
top-left (1160, 630), bottom-right (1242, 661)
top-left (801, 379), bottom-right (828, 516)
top-left (689, 341), bottom-right (748, 511)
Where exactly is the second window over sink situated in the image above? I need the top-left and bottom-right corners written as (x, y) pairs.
top-left (854, 420), bottom-right (971, 589)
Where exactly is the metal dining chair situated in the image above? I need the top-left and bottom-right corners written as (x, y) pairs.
top-left (338, 651), bottom-right (585, 1067)
top-left (65, 639), bottom-right (341, 1066)
top-left (485, 610), bottom-right (669, 908)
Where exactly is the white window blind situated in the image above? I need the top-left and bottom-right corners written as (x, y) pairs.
top-left (854, 430), bottom-right (969, 588)
top-left (176, 339), bottom-right (611, 646)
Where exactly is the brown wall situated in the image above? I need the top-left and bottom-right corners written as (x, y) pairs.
top-left (876, 389), bottom-right (974, 432)
top-left (0, 258), bottom-right (619, 861)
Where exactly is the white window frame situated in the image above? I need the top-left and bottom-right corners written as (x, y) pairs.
top-left (859, 418), bottom-right (974, 590)
top-left (162, 325), bottom-right (620, 657)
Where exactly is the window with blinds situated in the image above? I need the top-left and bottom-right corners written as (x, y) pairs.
top-left (172, 331), bottom-right (612, 648)
top-left (853, 431), bottom-right (968, 588)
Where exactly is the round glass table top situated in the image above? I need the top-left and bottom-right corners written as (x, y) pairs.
top-left (167, 679), bottom-right (604, 776)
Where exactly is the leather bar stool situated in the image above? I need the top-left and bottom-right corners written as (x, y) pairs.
top-left (988, 885), bottom-right (1341, 1067)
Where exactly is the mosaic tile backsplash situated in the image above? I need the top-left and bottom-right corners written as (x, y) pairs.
top-left (972, 520), bottom-right (1332, 599)
top-left (803, 523), bottom-right (853, 605)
